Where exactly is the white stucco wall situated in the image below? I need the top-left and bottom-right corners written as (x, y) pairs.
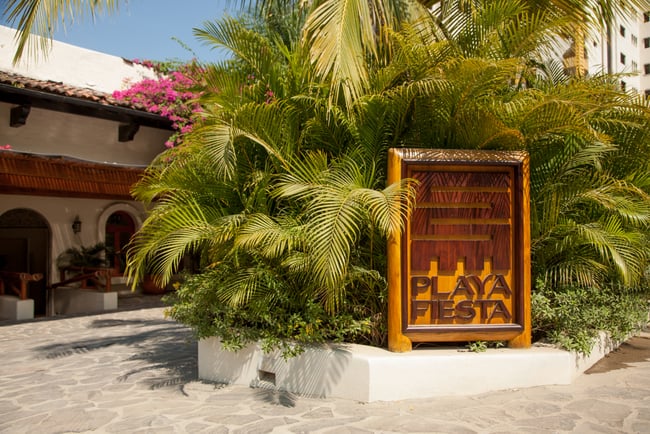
top-left (0, 103), bottom-right (171, 165)
top-left (0, 25), bottom-right (158, 93)
top-left (0, 194), bottom-right (146, 284)
top-left (0, 25), bottom-right (174, 165)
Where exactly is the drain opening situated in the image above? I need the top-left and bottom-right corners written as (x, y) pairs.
top-left (258, 370), bottom-right (276, 385)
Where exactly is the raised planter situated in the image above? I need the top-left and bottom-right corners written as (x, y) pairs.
top-left (198, 333), bottom-right (620, 402)
top-left (0, 295), bottom-right (34, 321)
top-left (51, 286), bottom-right (117, 315)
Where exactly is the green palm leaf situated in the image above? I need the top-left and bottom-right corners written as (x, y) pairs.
top-left (3, 0), bottom-right (118, 64)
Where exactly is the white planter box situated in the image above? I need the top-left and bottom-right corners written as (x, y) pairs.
top-left (199, 333), bottom-right (619, 402)
top-left (0, 295), bottom-right (34, 321)
top-left (52, 286), bottom-right (117, 315)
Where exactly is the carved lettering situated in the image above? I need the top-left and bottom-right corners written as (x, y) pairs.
top-left (409, 274), bottom-right (513, 324)
top-left (410, 299), bottom-right (511, 322)
top-left (487, 274), bottom-right (512, 298)
top-left (454, 300), bottom-right (476, 321)
top-left (488, 299), bottom-right (511, 321)
top-left (410, 275), bottom-right (446, 297)
top-left (450, 276), bottom-right (475, 298)
top-left (411, 299), bottom-right (431, 322)
top-left (474, 299), bottom-right (490, 321)
top-left (411, 276), bottom-right (430, 297)
top-left (438, 300), bottom-right (455, 319)
top-left (473, 275), bottom-right (486, 297)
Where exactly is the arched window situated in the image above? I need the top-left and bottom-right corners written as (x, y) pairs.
top-left (105, 211), bottom-right (135, 275)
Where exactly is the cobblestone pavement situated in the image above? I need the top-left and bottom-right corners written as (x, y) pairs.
top-left (1, 306), bottom-right (649, 433)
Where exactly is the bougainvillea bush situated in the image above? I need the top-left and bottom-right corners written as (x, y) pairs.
top-left (113, 61), bottom-right (203, 148)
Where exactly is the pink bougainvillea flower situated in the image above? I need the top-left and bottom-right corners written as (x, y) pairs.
top-left (112, 61), bottom-right (203, 148)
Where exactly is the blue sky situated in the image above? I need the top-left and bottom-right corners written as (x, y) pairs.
top-left (3, 0), bottom-right (235, 63)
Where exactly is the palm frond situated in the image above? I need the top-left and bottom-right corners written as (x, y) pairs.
top-left (126, 200), bottom-right (245, 287)
top-left (274, 151), bottom-right (414, 311)
top-left (236, 213), bottom-right (305, 259)
top-left (4, 0), bottom-right (118, 64)
top-left (194, 17), bottom-right (277, 79)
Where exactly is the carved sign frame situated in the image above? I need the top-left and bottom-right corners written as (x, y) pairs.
top-left (387, 149), bottom-right (531, 352)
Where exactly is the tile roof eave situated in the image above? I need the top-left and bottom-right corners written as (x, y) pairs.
top-left (0, 150), bottom-right (145, 200)
top-left (0, 71), bottom-right (173, 130)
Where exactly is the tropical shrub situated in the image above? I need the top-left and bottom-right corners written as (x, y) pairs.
top-left (56, 242), bottom-right (109, 269)
top-left (124, 0), bottom-right (650, 355)
top-left (164, 269), bottom-right (377, 357)
top-left (124, 8), bottom-right (414, 354)
top-left (532, 280), bottom-right (650, 354)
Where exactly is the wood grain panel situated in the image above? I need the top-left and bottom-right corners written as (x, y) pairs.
top-left (387, 149), bottom-right (531, 351)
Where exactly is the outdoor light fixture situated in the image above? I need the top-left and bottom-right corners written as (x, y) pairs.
top-left (72, 216), bottom-right (82, 234)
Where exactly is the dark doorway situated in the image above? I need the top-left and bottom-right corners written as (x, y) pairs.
top-left (0, 209), bottom-right (50, 315)
top-left (105, 211), bottom-right (135, 276)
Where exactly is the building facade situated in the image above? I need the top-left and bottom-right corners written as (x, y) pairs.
top-left (0, 25), bottom-right (173, 318)
top-left (583, 8), bottom-right (650, 95)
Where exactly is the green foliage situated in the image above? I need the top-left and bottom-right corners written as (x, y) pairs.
top-left (56, 243), bottom-right (109, 269)
top-left (164, 268), bottom-right (384, 357)
top-left (125, 11), bottom-right (416, 358)
top-left (5, 0), bottom-right (650, 359)
top-left (532, 280), bottom-right (649, 354)
top-left (122, 0), bottom-right (650, 355)
top-left (466, 341), bottom-right (488, 352)
top-left (465, 340), bottom-right (505, 352)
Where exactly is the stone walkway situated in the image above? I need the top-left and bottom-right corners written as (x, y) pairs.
top-left (1, 306), bottom-right (649, 433)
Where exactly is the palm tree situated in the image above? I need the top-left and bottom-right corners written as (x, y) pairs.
top-left (521, 78), bottom-right (650, 289)
top-left (132, 2), bottom-right (650, 351)
top-left (123, 14), bottom-right (416, 349)
top-left (388, 6), bottom-right (650, 291)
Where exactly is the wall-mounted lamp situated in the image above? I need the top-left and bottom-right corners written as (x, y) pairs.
top-left (72, 216), bottom-right (82, 234)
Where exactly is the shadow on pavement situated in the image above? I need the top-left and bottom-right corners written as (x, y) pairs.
top-left (89, 318), bottom-right (172, 328)
top-left (586, 334), bottom-right (650, 374)
top-left (33, 320), bottom-right (198, 393)
top-left (254, 386), bottom-right (299, 408)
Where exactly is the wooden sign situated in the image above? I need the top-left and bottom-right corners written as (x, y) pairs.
top-left (387, 149), bottom-right (531, 352)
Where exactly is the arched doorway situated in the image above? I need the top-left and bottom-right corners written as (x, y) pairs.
top-left (105, 211), bottom-right (135, 276)
top-left (0, 209), bottom-right (50, 315)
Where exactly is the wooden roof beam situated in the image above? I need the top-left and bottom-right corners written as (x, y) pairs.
top-left (10, 104), bottom-right (30, 127)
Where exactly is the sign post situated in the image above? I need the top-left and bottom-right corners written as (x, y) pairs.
top-left (387, 149), bottom-right (531, 352)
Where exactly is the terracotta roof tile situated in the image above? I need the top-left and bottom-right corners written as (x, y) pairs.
top-left (0, 70), bottom-right (148, 111)
top-left (0, 150), bottom-right (143, 200)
